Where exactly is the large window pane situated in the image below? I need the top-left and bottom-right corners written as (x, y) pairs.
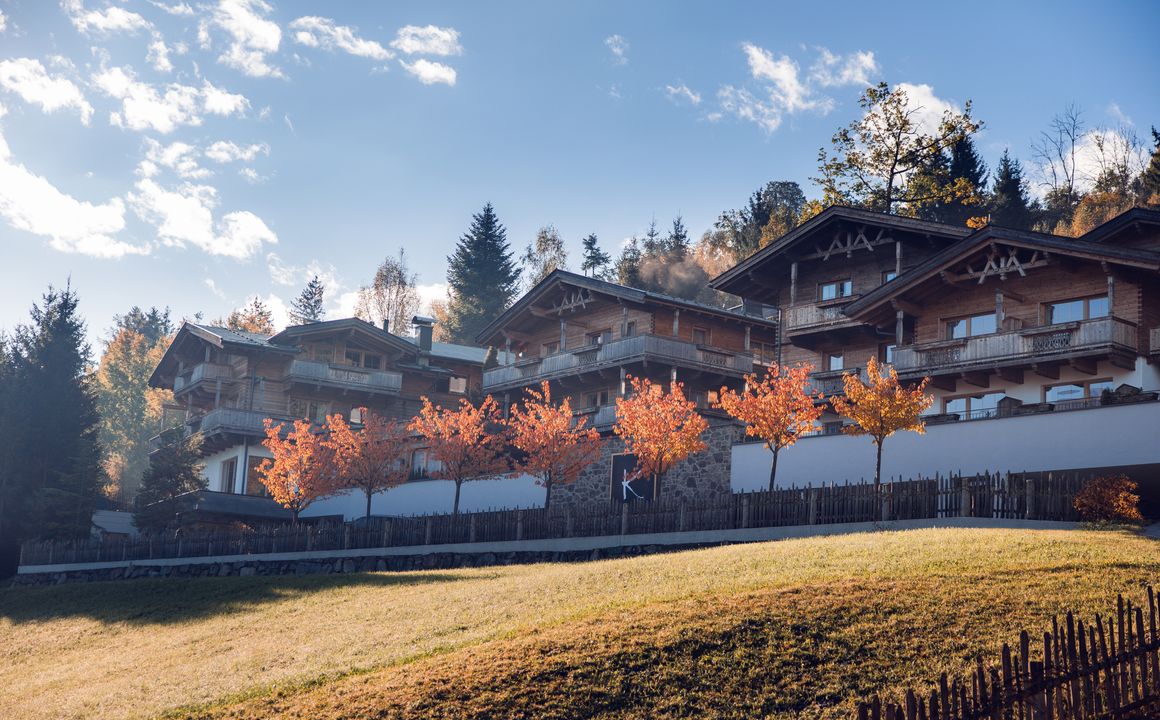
top-left (1045, 384), bottom-right (1084, 402)
top-left (1048, 299), bottom-right (1084, 324)
top-left (1088, 296), bottom-right (1109, 318)
top-left (947, 318), bottom-right (968, 339)
top-left (945, 397), bottom-right (967, 414)
top-left (970, 313), bottom-right (997, 335)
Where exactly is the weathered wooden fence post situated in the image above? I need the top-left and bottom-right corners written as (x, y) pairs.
top-left (382, 519), bottom-right (392, 548)
top-left (424, 517), bottom-right (432, 545)
top-left (741, 494), bottom-right (750, 529)
top-left (620, 503), bottom-right (629, 535)
top-left (678, 503), bottom-right (687, 532)
top-left (516, 510), bottom-right (524, 541)
top-left (881, 482), bottom-right (892, 522)
top-left (469, 514), bottom-right (477, 543)
top-left (1025, 474), bottom-right (1036, 521)
top-left (960, 475), bottom-right (972, 518)
top-left (808, 488), bottom-right (818, 525)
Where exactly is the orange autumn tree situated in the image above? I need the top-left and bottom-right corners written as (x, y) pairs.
top-left (258, 418), bottom-right (342, 522)
top-left (326, 409), bottom-right (415, 520)
top-left (715, 363), bottom-right (823, 491)
top-left (613, 375), bottom-right (708, 495)
top-left (408, 395), bottom-right (509, 515)
top-left (506, 381), bottom-right (604, 514)
top-left (829, 357), bottom-right (934, 499)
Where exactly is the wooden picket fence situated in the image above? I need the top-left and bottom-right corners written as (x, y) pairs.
top-left (857, 587), bottom-right (1160, 720)
top-left (19, 470), bottom-right (1090, 567)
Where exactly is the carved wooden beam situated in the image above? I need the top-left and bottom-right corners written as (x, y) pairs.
top-left (890, 298), bottom-right (924, 317)
top-left (929, 374), bottom-right (957, 392)
top-left (1032, 362), bottom-right (1061, 380)
top-left (1069, 357), bottom-right (1098, 376)
top-left (996, 366), bottom-right (1024, 384)
top-left (961, 370), bottom-right (991, 389)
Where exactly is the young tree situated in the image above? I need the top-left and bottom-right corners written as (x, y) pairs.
top-left (829, 358), bottom-right (933, 504)
top-left (943, 135), bottom-right (989, 226)
top-left (613, 376), bottom-right (708, 494)
top-left (665, 215), bottom-right (690, 257)
top-left (227, 297), bottom-right (275, 335)
top-left (257, 418), bottom-right (341, 521)
top-left (355, 250), bottom-right (420, 334)
top-left (641, 217), bottom-right (664, 254)
top-left (408, 395), bottom-right (509, 515)
top-left (444, 203), bottom-right (521, 344)
top-left (1140, 127), bottom-right (1160, 206)
top-left (716, 181), bottom-right (808, 260)
top-left (326, 410), bottom-right (415, 520)
top-left (814, 82), bottom-right (981, 214)
top-left (96, 307), bottom-right (173, 501)
top-left (614, 237), bottom-right (643, 288)
top-left (1032, 104), bottom-right (1085, 231)
top-left (506, 382), bottom-right (604, 514)
top-left (289, 275), bottom-right (326, 325)
top-left (580, 233), bottom-right (611, 278)
top-left (989, 150), bottom-right (1034, 230)
top-left (715, 364), bottom-right (823, 491)
top-left (133, 428), bottom-right (205, 531)
top-left (521, 224), bottom-right (568, 290)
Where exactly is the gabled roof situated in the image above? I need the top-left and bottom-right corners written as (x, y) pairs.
top-left (269, 317), bottom-right (419, 356)
top-left (476, 269), bottom-right (777, 345)
top-left (149, 322), bottom-right (298, 387)
top-left (1080, 207), bottom-right (1160, 244)
top-left (710, 205), bottom-right (972, 292)
top-left (843, 224), bottom-right (1160, 321)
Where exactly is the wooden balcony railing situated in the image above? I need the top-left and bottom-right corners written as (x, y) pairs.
top-left (892, 316), bottom-right (1138, 374)
top-left (808, 367), bottom-right (866, 397)
top-left (483, 334), bottom-right (755, 390)
top-left (783, 298), bottom-right (860, 333)
top-left (190, 408), bottom-right (285, 436)
top-left (287, 360), bottom-right (403, 394)
top-left (173, 362), bottom-right (235, 393)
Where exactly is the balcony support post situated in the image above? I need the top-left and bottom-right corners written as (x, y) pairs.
top-left (1106, 271), bottom-right (1115, 311)
top-left (559, 320), bottom-right (567, 351)
top-left (504, 337), bottom-right (512, 365)
top-left (619, 366), bottom-right (626, 397)
top-left (672, 309), bottom-right (680, 337)
top-left (620, 305), bottom-right (628, 338)
top-left (895, 310), bottom-right (904, 346)
top-left (744, 325), bottom-right (751, 352)
top-left (995, 290), bottom-right (1005, 326)
top-left (790, 262), bottom-right (798, 304)
top-left (894, 241), bottom-right (901, 276)
top-left (214, 379), bottom-right (221, 409)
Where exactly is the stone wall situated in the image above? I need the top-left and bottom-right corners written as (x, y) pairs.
top-left (552, 417), bottom-right (742, 514)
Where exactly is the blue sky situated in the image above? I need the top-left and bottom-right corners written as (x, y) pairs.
top-left (0, 0), bottom-right (1157, 349)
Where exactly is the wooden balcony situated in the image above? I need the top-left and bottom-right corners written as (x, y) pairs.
top-left (286, 360), bottom-right (403, 395)
top-left (483, 334), bottom-right (755, 392)
top-left (173, 362), bottom-right (235, 394)
top-left (191, 408), bottom-right (282, 437)
top-left (783, 298), bottom-right (861, 336)
top-left (893, 316), bottom-right (1138, 377)
top-left (808, 367), bottom-right (866, 397)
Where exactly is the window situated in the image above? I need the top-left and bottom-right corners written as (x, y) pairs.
top-left (879, 344), bottom-right (896, 364)
top-left (587, 329), bottom-right (612, 346)
top-left (542, 341), bottom-right (559, 356)
top-left (818, 280), bottom-right (854, 301)
top-left (690, 389), bottom-right (719, 408)
top-left (624, 321), bottom-right (637, 338)
top-left (410, 449), bottom-right (442, 480)
top-left (220, 457), bottom-right (237, 493)
top-left (244, 456), bottom-right (269, 497)
top-left (584, 389), bottom-right (610, 409)
top-left (753, 341), bottom-right (777, 366)
top-left (344, 350), bottom-right (382, 369)
top-left (362, 354), bottom-right (382, 370)
top-left (943, 392), bottom-right (1006, 417)
top-left (288, 399), bottom-right (328, 423)
top-left (825, 352), bottom-right (844, 371)
top-left (1046, 296), bottom-right (1109, 324)
top-left (312, 342), bottom-right (334, 363)
top-left (1045, 378), bottom-right (1114, 404)
top-left (882, 271), bottom-right (897, 284)
top-left (946, 313), bottom-right (997, 339)
top-left (349, 407), bottom-right (364, 424)
top-left (448, 376), bottom-right (467, 395)
top-left (691, 327), bottom-right (710, 345)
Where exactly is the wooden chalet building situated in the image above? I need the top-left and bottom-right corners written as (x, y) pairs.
top-left (149, 316), bottom-right (492, 505)
top-left (712, 206), bottom-right (1160, 489)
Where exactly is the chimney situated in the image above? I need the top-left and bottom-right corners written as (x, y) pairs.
top-left (412, 315), bottom-right (434, 352)
top-left (381, 318), bottom-right (389, 333)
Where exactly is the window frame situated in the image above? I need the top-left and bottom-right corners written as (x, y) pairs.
top-left (817, 279), bottom-right (854, 302)
top-left (944, 312), bottom-right (998, 340)
top-left (824, 351), bottom-right (844, 372)
top-left (1043, 295), bottom-right (1110, 325)
top-left (1043, 377), bottom-right (1114, 404)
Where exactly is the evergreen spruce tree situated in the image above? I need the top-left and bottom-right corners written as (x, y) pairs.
top-left (615, 237), bottom-right (643, 288)
top-left (134, 429), bottom-right (205, 531)
top-left (1140, 127), bottom-right (1160, 205)
top-left (989, 150), bottom-right (1034, 230)
top-left (641, 218), bottom-right (664, 255)
top-left (580, 233), bottom-right (611, 278)
top-left (289, 275), bottom-right (326, 325)
top-left (7, 285), bottom-right (104, 542)
top-left (444, 203), bottom-right (520, 345)
top-left (666, 215), bottom-right (690, 257)
top-left (943, 136), bottom-right (989, 225)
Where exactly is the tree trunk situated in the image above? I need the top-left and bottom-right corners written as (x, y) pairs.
top-left (365, 488), bottom-right (373, 520)
top-left (874, 440), bottom-right (884, 521)
top-left (543, 477), bottom-right (553, 516)
top-left (452, 479), bottom-right (462, 516)
top-left (767, 445), bottom-right (780, 492)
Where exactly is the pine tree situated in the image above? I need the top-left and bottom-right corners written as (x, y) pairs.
top-left (133, 428), bottom-right (205, 531)
top-left (580, 233), bottom-right (611, 278)
top-left (666, 215), bottom-right (690, 257)
top-left (6, 285), bottom-right (104, 542)
top-left (1140, 127), bottom-right (1160, 206)
top-left (444, 203), bottom-right (520, 345)
top-left (641, 218), bottom-right (664, 254)
top-left (943, 135), bottom-right (988, 225)
top-left (614, 237), bottom-right (643, 288)
top-left (989, 150), bottom-right (1034, 230)
top-left (289, 275), bottom-right (326, 325)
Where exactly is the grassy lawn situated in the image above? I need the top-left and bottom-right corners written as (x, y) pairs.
top-left (0, 527), bottom-right (1156, 719)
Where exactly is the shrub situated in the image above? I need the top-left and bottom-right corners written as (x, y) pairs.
top-left (1073, 475), bottom-right (1144, 524)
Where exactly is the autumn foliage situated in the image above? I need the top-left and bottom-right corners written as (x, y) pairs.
top-left (507, 382), bottom-right (603, 514)
top-left (409, 395), bottom-right (509, 514)
top-left (614, 375), bottom-right (708, 487)
top-left (326, 409), bottom-right (415, 520)
top-left (716, 364), bottom-right (823, 490)
top-left (258, 418), bottom-right (341, 520)
top-left (829, 357), bottom-right (934, 494)
top-left (1073, 475), bottom-right (1144, 524)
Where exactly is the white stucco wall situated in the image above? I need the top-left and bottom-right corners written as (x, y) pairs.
top-left (732, 400), bottom-right (1160, 491)
top-left (199, 444), bottom-right (273, 493)
top-left (300, 473), bottom-right (546, 521)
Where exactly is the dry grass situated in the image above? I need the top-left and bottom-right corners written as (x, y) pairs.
top-left (0, 527), bottom-right (1156, 720)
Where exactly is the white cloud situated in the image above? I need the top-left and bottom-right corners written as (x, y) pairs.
top-left (211, 0), bottom-right (283, 78)
top-left (893, 82), bottom-right (958, 137)
top-left (742, 44), bottom-right (822, 114)
top-left (289, 16), bottom-right (393, 61)
top-left (205, 140), bottom-right (268, 163)
top-left (266, 251), bottom-right (296, 285)
top-left (142, 138), bottom-right (211, 179)
top-left (147, 36), bottom-right (174, 73)
top-left (0, 107), bottom-right (140, 258)
top-left (266, 253), bottom-right (342, 293)
top-left (150, 1), bottom-right (195, 16)
top-left (204, 277), bottom-right (227, 299)
top-left (400, 59), bottom-right (456, 86)
top-left (0, 58), bottom-right (94, 124)
top-left (605, 35), bottom-right (628, 65)
top-left (0, 10), bottom-right (7, 33)
top-left (93, 67), bottom-right (248, 133)
top-left (259, 293), bottom-right (290, 332)
top-left (717, 86), bottom-right (782, 132)
top-left (664, 83), bottom-right (701, 105)
top-left (128, 177), bottom-right (276, 259)
top-left (390, 25), bottom-right (462, 56)
top-left (63, 0), bottom-right (152, 35)
top-left (808, 49), bottom-right (878, 87)
top-left (415, 282), bottom-right (447, 316)
top-left (238, 167), bottom-right (264, 183)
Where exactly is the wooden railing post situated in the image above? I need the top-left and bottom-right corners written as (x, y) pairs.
top-left (424, 517), bottom-right (432, 545)
top-left (620, 503), bottom-right (629, 535)
top-left (960, 476), bottom-right (972, 518)
top-left (808, 488), bottom-right (818, 525)
top-left (1026, 474), bottom-right (1036, 520)
top-left (741, 495), bottom-right (750, 529)
top-left (469, 514), bottom-right (477, 543)
top-left (516, 510), bottom-right (524, 541)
